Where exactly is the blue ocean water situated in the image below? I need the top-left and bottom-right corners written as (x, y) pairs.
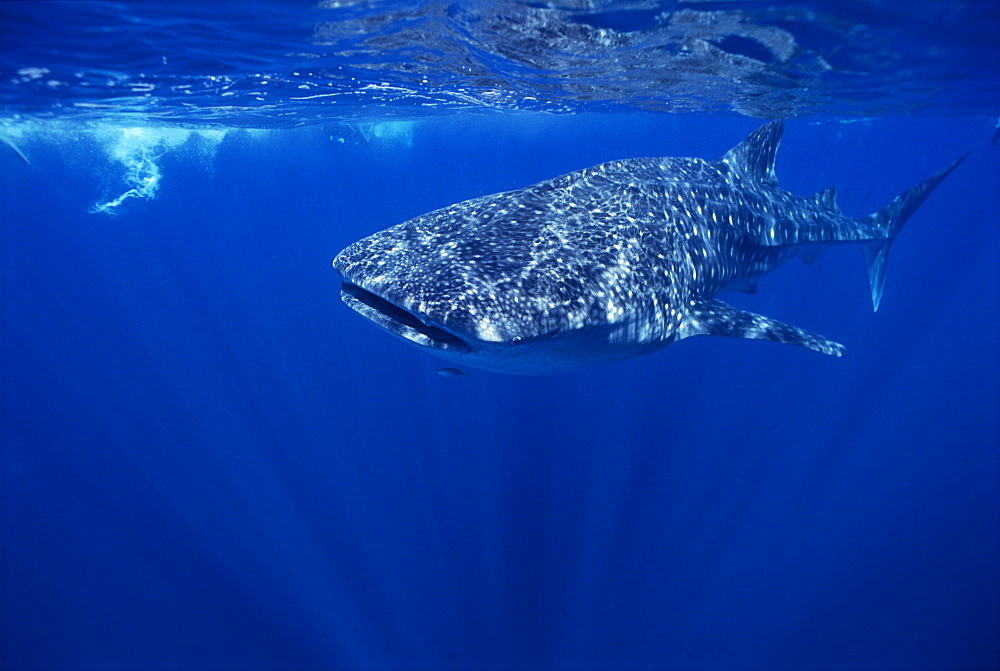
top-left (2, 3), bottom-right (999, 670)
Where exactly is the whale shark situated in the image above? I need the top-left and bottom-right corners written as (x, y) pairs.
top-left (333, 122), bottom-right (964, 374)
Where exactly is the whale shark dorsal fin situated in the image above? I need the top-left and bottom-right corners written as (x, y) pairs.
top-left (721, 120), bottom-right (783, 186)
top-left (678, 298), bottom-right (845, 356)
top-left (813, 187), bottom-right (840, 214)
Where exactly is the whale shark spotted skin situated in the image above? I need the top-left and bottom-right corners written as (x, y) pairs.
top-left (334, 122), bottom-right (964, 374)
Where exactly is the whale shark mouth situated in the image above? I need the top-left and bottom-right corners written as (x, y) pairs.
top-left (340, 282), bottom-right (471, 354)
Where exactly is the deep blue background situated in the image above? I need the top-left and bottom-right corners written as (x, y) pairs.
top-left (2, 115), bottom-right (998, 669)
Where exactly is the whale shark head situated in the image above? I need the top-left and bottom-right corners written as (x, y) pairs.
top-left (333, 182), bottom-right (678, 374)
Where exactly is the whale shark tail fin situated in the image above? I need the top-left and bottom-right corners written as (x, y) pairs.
top-left (862, 152), bottom-right (968, 311)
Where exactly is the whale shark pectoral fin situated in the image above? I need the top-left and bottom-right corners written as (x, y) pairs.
top-left (678, 299), bottom-right (845, 357)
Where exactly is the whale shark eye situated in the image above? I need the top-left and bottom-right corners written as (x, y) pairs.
top-left (511, 336), bottom-right (523, 345)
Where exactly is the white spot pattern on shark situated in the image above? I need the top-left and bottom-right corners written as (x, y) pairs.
top-left (334, 122), bottom-right (966, 374)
